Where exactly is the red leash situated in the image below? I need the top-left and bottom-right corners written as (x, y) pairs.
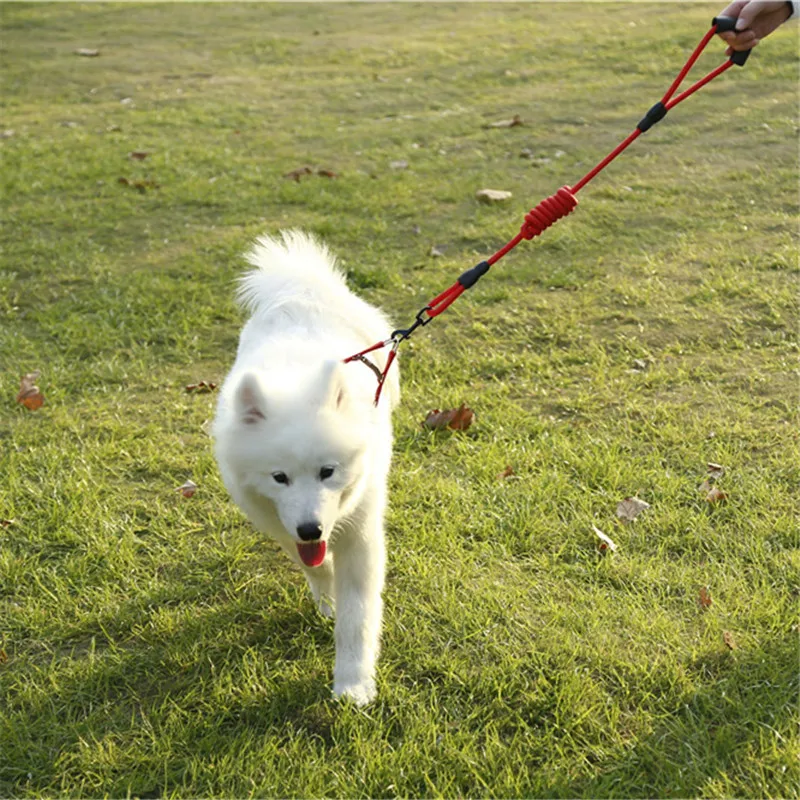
top-left (345, 17), bottom-right (751, 405)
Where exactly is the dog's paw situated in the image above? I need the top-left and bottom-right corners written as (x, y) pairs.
top-left (333, 678), bottom-right (376, 707)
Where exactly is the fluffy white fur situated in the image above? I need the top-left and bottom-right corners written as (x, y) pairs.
top-left (213, 230), bottom-right (399, 706)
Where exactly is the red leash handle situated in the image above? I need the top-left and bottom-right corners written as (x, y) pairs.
top-left (347, 20), bottom-right (750, 405)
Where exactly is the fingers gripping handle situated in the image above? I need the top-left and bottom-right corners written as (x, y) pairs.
top-left (713, 15), bottom-right (752, 65)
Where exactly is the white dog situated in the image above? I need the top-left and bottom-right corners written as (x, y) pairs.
top-left (213, 231), bottom-right (399, 706)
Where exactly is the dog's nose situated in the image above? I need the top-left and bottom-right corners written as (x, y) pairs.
top-left (297, 522), bottom-right (323, 541)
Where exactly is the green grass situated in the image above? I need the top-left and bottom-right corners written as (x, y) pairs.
top-left (1, 3), bottom-right (798, 797)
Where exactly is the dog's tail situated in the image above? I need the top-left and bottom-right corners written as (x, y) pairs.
top-left (237, 230), bottom-right (349, 316)
top-left (236, 230), bottom-right (399, 409)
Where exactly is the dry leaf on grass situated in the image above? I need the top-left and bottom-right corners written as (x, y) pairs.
top-left (698, 586), bottom-right (712, 609)
top-left (484, 115), bottom-right (523, 129)
top-left (16, 371), bottom-right (44, 411)
top-left (616, 497), bottom-right (650, 522)
top-left (0, 519), bottom-right (15, 528)
top-left (185, 381), bottom-right (217, 393)
top-left (118, 177), bottom-right (159, 192)
top-left (592, 525), bottom-right (618, 553)
top-left (283, 166), bottom-right (337, 181)
top-left (423, 403), bottom-right (475, 431)
top-left (75, 48), bottom-right (100, 57)
top-left (723, 631), bottom-right (738, 650)
top-left (175, 480), bottom-right (197, 498)
top-left (0, 649), bottom-right (7, 665)
top-left (283, 166), bottom-right (313, 181)
top-left (129, 151), bottom-right (150, 160)
top-left (705, 486), bottom-right (728, 504)
top-left (707, 462), bottom-right (725, 481)
top-left (497, 465), bottom-right (515, 480)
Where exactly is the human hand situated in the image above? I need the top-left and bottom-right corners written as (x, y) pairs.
top-left (716, 0), bottom-right (793, 52)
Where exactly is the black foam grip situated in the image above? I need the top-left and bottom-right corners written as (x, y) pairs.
top-left (457, 261), bottom-right (490, 290)
top-left (713, 15), bottom-right (738, 33)
top-left (637, 101), bottom-right (668, 133)
top-left (713, 15), bottom-right (752, 66)
top-left (730, 48), bottom-right (751, 66)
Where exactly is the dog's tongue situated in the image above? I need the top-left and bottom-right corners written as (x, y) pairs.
top-left (297, 540), bottom-right (326, 567)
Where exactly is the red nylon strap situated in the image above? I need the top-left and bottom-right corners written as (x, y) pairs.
top-left (666, 60), bottom-right (733, 109)
top-left (342, 338), bottom-right (393, 363)
top-left (427, 282), bottom-right (465, 317)
top-left (373, 346), bottom-right (398, 405)
top-left (661, 26), bottom-right (718, 104)
top-left (348, 23), bottom-right (737, 405)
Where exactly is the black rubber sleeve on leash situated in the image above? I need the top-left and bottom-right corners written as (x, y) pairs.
top-left (637, 101), bottom-right (668, 132)
top-left (713, 15), bottom-right (752, 66)
top-left (458, 260), bottom-right (491, 289)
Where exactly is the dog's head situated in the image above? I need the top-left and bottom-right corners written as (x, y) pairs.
top-left (225, 360), bottom-right (374, 564)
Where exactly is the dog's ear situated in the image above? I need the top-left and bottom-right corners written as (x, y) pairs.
top-left (234, 372), bottom-right (267, 424)
top-left (315, 360), bottom-right (349, 410)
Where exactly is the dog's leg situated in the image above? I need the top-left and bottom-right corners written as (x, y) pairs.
top-left (303, 561), bottom-right (335, 619)
top-left (331, 517), bottom-right (385, 706)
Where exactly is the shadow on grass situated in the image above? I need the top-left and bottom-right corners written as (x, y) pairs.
top-left (559, 634), bottom-right (799, 799)
top-left (4, 579), bottom-right (796, 798)
top-left (3, 589), bottom-right (338, 796)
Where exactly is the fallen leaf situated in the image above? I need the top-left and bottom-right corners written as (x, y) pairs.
top-left (698, 586), bottom-right (712, 609)
top-left (476, 189), bottom-right (512, 204)
top-left (705, 486), bottom-right (728, 504)
top-left (423, 403), bottom-right (475, 432)
top-left (484, 115), bottom-right (523, 129)
top-left (0, 649), bottom-right (7, 665)
top-left (283, 166), bottom-right (313, 182)
top-left (175, 480), bottom-right (197, 498)
top-left (592, 525), bottom-right (618, 553)
top-left (316, 168), bottom-right (337, 178)
top-left (429, 245), bottom-right (445, 258)
top-left (185, 381), bottom-right (217, 393)
top-left (616, 497), bottom-right (650, 522)
top-left (707, 462), bottom-right (725, 481)
top-left (16, 371), bottom-right (44, 411)
top-left (75, 48), bottom-right (100, 57)
top-left (723, 630), bottom-right (737, 650)
top-left (129, 151), bottom-right (150, 160)
top-left (699, 479), bottom-right (713, 494)
top-left (0, 519), bottom-right (14, 528)
top-left (118, 177), bottom-right (159, 192)
top-left (497, 465), bottom-right (515, 480)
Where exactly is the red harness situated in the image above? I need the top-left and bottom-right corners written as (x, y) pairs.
top-left (345, 17), bottom-right (751, 405)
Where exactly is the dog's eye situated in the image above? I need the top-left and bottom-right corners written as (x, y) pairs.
top-left (319, 466), bottom-right (335, 481)
top-left (272, 472), bottom-right (290, 485)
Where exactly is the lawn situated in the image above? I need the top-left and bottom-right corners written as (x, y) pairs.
top-left (1, 3), bottom-right (798, 798)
